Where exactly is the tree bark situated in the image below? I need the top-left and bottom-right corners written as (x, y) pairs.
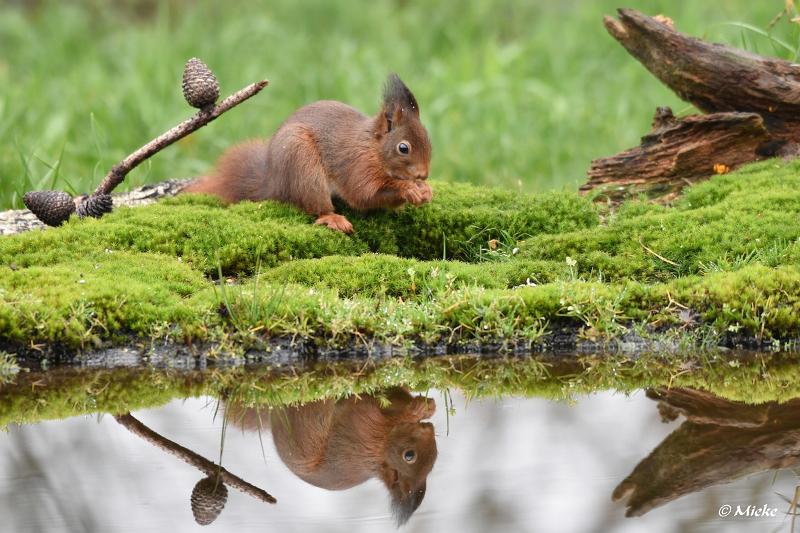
top-left (582, 9), bottom-right (800, 201)
top-left (605, 9), bottom-right (800, 124)
top-left (582, 109), bottom-right (771, 200)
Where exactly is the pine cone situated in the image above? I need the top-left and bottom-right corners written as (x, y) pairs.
top-left (76, 194), bottom-right (113, 219)
top-left (182, 58), bottom-right (220, 109)
top-left (23, 190), bottom-right (76, 227)
top-left (190, 476), bottom-right (228, 526)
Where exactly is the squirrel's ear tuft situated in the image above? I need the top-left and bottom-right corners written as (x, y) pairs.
top-left (408, 396), bottom-right (436, 421)
top-left (383, 73), bottom-right (419, 117)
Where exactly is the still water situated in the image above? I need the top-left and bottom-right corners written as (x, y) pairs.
top-left (0, 388), bottom-right (797, 533)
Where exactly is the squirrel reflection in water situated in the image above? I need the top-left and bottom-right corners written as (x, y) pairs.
top-left (229, 387), bottom-right (438, 526)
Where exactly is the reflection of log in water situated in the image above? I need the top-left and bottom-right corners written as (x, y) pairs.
top-left (114, 413), bottom-right (276, 524)
top-left (613, 388), bottom-right (800, 517)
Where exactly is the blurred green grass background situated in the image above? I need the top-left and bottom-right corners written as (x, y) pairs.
top-left (0, 0), bottom-right (795, 209)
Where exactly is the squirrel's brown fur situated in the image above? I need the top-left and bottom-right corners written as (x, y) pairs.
top-left (227, 388), bottom-right (437, 525)
top-left (183, 74), bottom-right (432, 233)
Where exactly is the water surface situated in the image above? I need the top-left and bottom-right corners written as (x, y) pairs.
top-left (1, 386), bottom-right (797, 533)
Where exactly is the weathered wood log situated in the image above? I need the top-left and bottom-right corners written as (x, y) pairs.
top-left (606, 9), bottom-right (800, 125)
top-left (582, 108), bottom-right (771, 200)
top-left (612, 388), bottom-right (800, 517)
top-left (582, 9), bottom-right (800, 200)
top-left (1, 178), bottom-right (190, 236)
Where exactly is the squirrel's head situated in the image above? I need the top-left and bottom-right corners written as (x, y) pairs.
top-left (373, 74), bottom-right (431, 182)
top-left (378, 405), bottom-right (438, 526)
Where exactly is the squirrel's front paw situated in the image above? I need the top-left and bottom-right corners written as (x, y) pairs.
top-left (415, 181), bottom-right (433, 204)
top-left (402, 182), bottom-right (432, 206)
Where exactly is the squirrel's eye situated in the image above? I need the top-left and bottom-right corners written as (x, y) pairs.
top-left (403, 449), bottom-right (417, 463)
top-left (397, 142), bottom-right (410, 155)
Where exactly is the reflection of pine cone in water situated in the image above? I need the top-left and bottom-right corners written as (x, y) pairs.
top-left (76, 194), bottom-right (113, 219)
top-left (23, 190), bottom-right (76, 227)
top-left (182, 58), bottom-right (220, 109)
top-left (190, 475), bottom-right (228, 526)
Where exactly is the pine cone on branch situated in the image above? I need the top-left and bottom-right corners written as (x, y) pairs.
top-left (182, 58), bottom-right (220, 109)
top-left (76, 194), bottom-right (113, 219)
top-left (22, 190), bottom-right (76, 227)
top-left (190, 475), bottom-right (228, 526)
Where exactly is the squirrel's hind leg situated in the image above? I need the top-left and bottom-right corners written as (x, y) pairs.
top-left (269, 124), bottom-right (353, 233)
top-left (315, 213), bottom-right (353, 234)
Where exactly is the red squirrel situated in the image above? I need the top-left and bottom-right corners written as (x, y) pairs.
top-left (183, 74), bottom-right (433, 233)
top-left (228, 388), bottom-right (437, 526)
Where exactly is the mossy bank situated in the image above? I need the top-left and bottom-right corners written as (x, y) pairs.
top-left (4, 161), bottom-right (800, 422)
top-left (3, 160), bottom-right (800, 358)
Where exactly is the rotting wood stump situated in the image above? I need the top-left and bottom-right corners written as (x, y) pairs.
top-left (582, 8), bottom-right (800, 202)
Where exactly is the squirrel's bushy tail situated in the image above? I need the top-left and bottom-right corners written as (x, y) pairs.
top-left (182, 139), bottom-right (270, 203)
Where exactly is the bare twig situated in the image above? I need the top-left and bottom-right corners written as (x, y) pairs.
top-left (23, 59), bottom-right (268, 227)
top-left (95, 80), bottom-right (268, 196)
top-left (639, 237), bottom-right (679, 267)
top-left (114, 412), bottom-right (277, 505)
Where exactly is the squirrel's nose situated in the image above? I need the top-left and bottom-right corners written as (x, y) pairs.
top-left (413, 166), bottom-right (429, 180)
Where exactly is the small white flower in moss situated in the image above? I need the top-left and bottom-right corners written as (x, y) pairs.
top-left (566, 256), bottom-right (577, 267)
top-left (727, 323), bottom-right (742, 332)
top-left (430, 267), bottom-right (439, 277)
top-left (512, 247), bottom-right (519, 255)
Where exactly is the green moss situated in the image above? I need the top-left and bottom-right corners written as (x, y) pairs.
top-left (0, 366), bottom-right (209, 426)
top-left (0, 198), bottom-right (367, 276)
top-left (4, 351), bottom-right (800, 427)
top-left (0, 183), bottom-right (598, 278)
top-left (259, 255), bottom-right (567, 298)
top-left (1, 169), bottom-right (800, 354)
top-left (0, 252), bottom-right (207, 347)
top-left (518, 160), bottom-right (800, 282)
top-left (342, 184), bottom-right (600, 259)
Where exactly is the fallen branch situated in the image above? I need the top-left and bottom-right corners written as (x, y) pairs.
top-left (604, 9), bottom-right (800, 126)
top-left (94, 80), bottom-right (267, 196)
top-left (114, 413), bottom-right (277, 505)
top-left (584, 108), bottom-right (770, 200)
top-left (582, 9), bottom-right (800, 201)
top-left (23, 58), bottom-right (268, 226)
